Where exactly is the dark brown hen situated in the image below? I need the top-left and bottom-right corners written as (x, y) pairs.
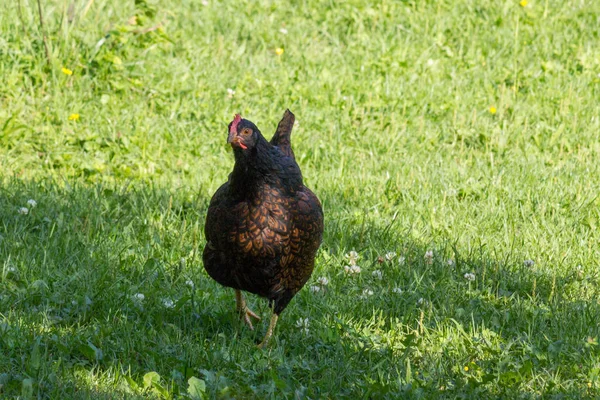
top-left (203, 110), bottom-right (324, 348)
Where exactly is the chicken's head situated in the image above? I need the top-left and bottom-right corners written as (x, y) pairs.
top-left (227, 114), bottom-right (260, 152)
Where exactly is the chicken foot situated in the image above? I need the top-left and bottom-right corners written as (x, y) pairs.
top-left (235, 290), bottom-right (260, 330)
top-left (257, 313), bottom-right (279, 349)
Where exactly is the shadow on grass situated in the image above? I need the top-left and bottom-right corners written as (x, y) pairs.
top-left (1, 178), bottom-right (599, 398)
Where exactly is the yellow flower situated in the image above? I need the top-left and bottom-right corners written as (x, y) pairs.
top-left (519, 0), bottom-right (527, 7)
top-left (489, 106), bottom-right (497, 115)
top-left (464, 366), bottom-right (469, 372)
top-left (275, 48), bottom-right (284, 56)
top-left (62, 67), bottom-right (73, 76)
top-left (68, 113), bottom-right (80, 121)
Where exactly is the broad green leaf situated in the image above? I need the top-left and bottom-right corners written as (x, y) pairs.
top-left (143, 371), bottom-right (161, 389)
top-left (21, 378), bottom-right (34, 399)
top-left (187, 376), bottom-right (206, 399)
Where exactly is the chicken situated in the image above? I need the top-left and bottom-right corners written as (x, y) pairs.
top-left (203, 110), bottom-right (324, 348)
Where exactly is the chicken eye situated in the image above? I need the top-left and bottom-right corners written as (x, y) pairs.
top-left (241, 128), bottom-right (252, 135)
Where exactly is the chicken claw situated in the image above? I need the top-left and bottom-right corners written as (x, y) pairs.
top-left (235, 290), bottom-right (260, 330)
top-left (257, 313), bottom-right (279, 349)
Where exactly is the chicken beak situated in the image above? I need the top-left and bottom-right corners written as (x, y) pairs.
top-left (227, 133), bottom-right (248, 150)
top-left (227, 131), bottom-right (236, 144)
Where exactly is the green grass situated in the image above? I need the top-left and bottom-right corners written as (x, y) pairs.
top-left (2, 0), bottom-right (600, 397)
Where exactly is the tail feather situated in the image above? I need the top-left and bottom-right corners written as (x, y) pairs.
top-left (270, 109), bottom-right (295, 158)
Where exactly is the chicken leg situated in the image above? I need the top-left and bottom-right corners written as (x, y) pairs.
top-left (235, 290), bottom-right (260, 330)
top-left (257, 313), bottom-right (279, 349)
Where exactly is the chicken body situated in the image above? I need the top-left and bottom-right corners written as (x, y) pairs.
top-left (203, 110), bottom-right (323, 347)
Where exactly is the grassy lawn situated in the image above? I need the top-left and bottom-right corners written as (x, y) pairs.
top-left (2, 0), bottom-right (600, 397)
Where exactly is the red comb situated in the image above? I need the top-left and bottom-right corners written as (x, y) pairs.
top-left (230, 114), bottom-right (242, 134)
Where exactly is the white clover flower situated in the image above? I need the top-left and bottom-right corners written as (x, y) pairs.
top-left (309, 285), bottom-right (321, 293)
top-left (185, 279), bottom-right (195, 288)
top-left (417, 297), bottom-right (427, 306)
top-left (464, 273), bottom-right (476, 281)
top-left (317, 276), bottom-right (329, 286)
top-left (132, 293), bottom-right (145, 301)
top-left (344, 265), bottom-right (361, 275)
top-left (398, 256), bottom-right (406, 266)
top-left (385, 252), bottom-right (397, 261)
top-left (18, 207), bottom-right (29, 215)
top-left (392, 287), bottom-right (403, 294)
top-left (345, 250), bottom-right (360, 266)
top-left (279, 28), bottom-right (288, 35)
top-left (362, 288), bottom-right (374, 297)
top-left (227, 88), bottom-right (235, 98)
top-left (372, 270), bottom-right (383, 280)
top-left (162, 298), bottom-right (175, 309)
top-left (424, 250), bottom-right (433, 264)
top-left (201, 0), bottom-right (208, 5)
top-left (27, 199), bottom-right (37, 208)
top-left (295, 317), bottom-right (310, 334)
top-left (447, 259), bottom-right (455, 267)
top-left (523, 259), bottom-right (535, 268)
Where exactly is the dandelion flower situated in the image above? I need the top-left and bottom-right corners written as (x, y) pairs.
top-left (275, 47), bottom-right (284, 56)
top-left (227, 88), bottom-right (235, 98)
top-left (317, 276), bottom-right (329, 286)
top-left (489, 106), bottom-right (497, 115)
top-left (344, 265), bottom-right (361, 275)
top-left (345, 250), bottom-right (359, 265)
top-left (464, 273), bottom-right (476, 281)
top-left (295, 317), bottom-right (310, 334)
top-left (424, 250), bottom-right (433, 265)
top-left (68, 113), bottom-right (80, 121)
top-left (18, 207), bottom-right (29, 215)
top-left (27, 199), bottom-right (37, 208)
top-left (523, 259), bottom-right (535, 268)
top-left (519, 0), bottom-right (527, 7)
top-left (309, 285), bottom-right (321, 293)
top-left (372, 270), bottom-right (383, 280)
top-left (61, 67), bottom-right (73, 75)
top-left (279, 28), bottom-right (288, 35)
top-left (162, 298), bottom-right (175, 309)
top-left (464, 366), bottom-right (469, 372)
top-left (132, 293), bottom-right (145, 301)
top-left (385, 252), bottom-right (397, 261)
